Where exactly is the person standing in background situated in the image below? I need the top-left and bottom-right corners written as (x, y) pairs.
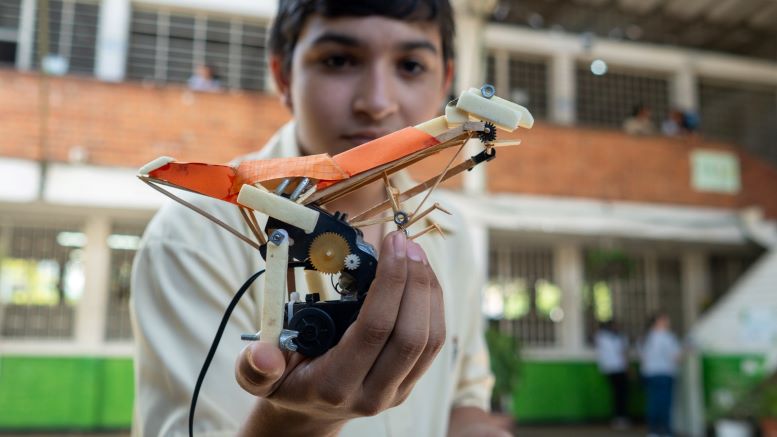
top-left (595, 320), bottom-right (630, 429)
top-left (641, 313), bottom-right (682, 437)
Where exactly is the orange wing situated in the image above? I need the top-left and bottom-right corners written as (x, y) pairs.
top-left (147, 154), bottom-right (349, 204)
top-left (317, 127), bottom-right (440, 189)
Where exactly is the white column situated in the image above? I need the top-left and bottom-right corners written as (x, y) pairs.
top-left (454, 12), bottom-right (488, 195)
top-left (95, 0), bottom-right (131, 81)
top-left (673, 67), bottom-right (698, 112)
top-left (75, 215), bottom-right (111, 348)
top-left (550, 52), bottom-right (576, 125)
top-left (16, 0), bottom-right (36, 70)
top-left (679, 251), bottom-right (707, 437)
top-left (556, 243), bottom-right (584, 353)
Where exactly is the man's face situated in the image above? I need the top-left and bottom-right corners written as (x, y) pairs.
top-left (279, 15), bottom-right (452, 156)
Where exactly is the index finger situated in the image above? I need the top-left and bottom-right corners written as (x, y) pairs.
top-left (319, 231), bottom-right (409, 386)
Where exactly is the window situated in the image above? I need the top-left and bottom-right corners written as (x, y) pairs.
top-left (583, 249), bottom-right (685, 345)
top-left (485, 51), bottom-right (548, 119)
top-left (0, 0), bottom-right (21, 66)
top-left (485, 239), bottom-right (561, 347)
top-left (0, 222), bottom-right (84, 339)
top-left (31, 0), bottom-right (99, 75)
top-left (127, 7), bottom-right (268, 91)
top-left (104, 223), bottom-right (145, 341)
top-left (699, 80), bottom-right (777, 168)
top-left (577, 65), bottom-right (669, 130)
top-left (707, 251), bottom-right (762, 310)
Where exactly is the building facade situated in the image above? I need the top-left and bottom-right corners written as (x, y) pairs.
top-left (1, 0), bottom-right (776, 433)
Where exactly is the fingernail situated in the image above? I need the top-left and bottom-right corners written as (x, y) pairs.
top-left (393, 232), bottom-right (406, 258)
top-left (407, 241), bottom-right (426, 264)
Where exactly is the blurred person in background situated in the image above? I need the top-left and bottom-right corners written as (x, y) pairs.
top-left (187, 63), bottom-right (223, 92)
top-left (131, 1), bottom-right (507, 436)
top-left (661, 109), bottom-right (686, 137)
top-left (640, 312), bottom-right (682, 437)
top-left (595, 319), bottom-right (631, 429)
top-left (623, 103), bottom-right (656, 136)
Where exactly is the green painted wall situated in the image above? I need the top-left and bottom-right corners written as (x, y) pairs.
top-left (0, 353), bottom-right (767, 429)
top-left (511, 360), bottom-right (644, 422)
top-left (700, 353), bottom-right (767, 421)
top-left (0, 356), bottom-right (134, 430)
top-left (511, 354), bottom-right (769, 423)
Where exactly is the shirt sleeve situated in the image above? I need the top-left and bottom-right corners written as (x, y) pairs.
top-left (130, 199), bottom-right (262, 437)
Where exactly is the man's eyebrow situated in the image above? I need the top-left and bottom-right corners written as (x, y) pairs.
top-left (397, 41), bottom-right (438, 54)
top-left (310, 33), bottom-right (361, 48)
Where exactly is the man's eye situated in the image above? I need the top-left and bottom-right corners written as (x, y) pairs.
top-left (399, 60), bottom-right (426, 76)
top-left (322, 55), bottom-right (355, 69)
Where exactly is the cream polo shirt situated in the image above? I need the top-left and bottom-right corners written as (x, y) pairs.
top-left (130, 122), bottom-right (493, 437)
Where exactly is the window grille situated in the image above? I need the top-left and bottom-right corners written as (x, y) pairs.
top-left (707, 251), bottom-right (761, 309)
top-left (31, 0), bottom-right (99, 75)
top-left (699, 80), bottom-right (777, 167)
top-left (0, 0), bottom-right (21, 65)
top-left (0, 0), bottom-right (21, 29)
top-left (104, 223), bottom-right (145, 341)
top-left (583, 249), bottom-right (647, 344)
top-left (485, 52), bottom-right (548, 119)
top-left (485, 239), bottom-right (560, 347)
top-left (583, 249), bottom-right (686, 345)
top-left (576, 65), bottom-right (669, 130)
top-left (657, 257), bottom-right (684, 334)
top-left (127, 7), bottom-right (268, 91)
top-left (0, 222), bottom-right (83, 339)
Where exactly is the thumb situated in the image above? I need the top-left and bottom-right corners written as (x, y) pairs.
top-left (235, 341), bottom-right (287, 397)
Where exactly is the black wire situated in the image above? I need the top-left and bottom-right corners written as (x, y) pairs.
top-left (189, 268), bottom-right (265, 437)
top-left (188, 261), bottom-right (306, 437)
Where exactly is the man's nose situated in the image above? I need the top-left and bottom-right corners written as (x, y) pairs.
top-left (352, 63), bottom-right (399, 121)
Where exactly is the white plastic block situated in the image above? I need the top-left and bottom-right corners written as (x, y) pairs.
top-left (415, 115), bottom-right (450, 137)
top-left (456, 88), bottom-right (534, 131)
top-left (238, 184), bottom-right (320, 234)
top-left (444, 103), bottom-right (470, 125)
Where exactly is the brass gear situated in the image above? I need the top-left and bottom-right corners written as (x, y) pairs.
top-left (308, 232), bottom-right (350, 274)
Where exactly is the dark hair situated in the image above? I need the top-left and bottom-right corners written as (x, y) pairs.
top-left (269, 0), bottom-right (455, 76)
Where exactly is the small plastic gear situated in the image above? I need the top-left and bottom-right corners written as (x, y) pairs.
top-left (308, 232), bottom-right (350, 274)
top-left (343, 254), bottom-right (361, 270)
top-left (478, 121), bottom-right (497, 143)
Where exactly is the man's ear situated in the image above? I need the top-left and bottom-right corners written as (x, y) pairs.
top-left (270, 55), bottom-right (292, 110)
top-left (443, 59), bottom-right (455, 96)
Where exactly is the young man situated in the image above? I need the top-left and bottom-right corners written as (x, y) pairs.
top-left (131, 1), bottom-right (505, 436)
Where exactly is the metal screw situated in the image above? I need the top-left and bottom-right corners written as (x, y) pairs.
top-left (269, 229), bottom-right (288, 246)
top-left (289, 177), bottom-right (310, 201)
top-left (241, 332), bottom-right (260, 341)
top-left (480, 84), bottom-right (496, 99)
top-left (280, 329), bottom-right (298, 352)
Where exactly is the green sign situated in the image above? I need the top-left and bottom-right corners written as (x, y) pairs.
top-left (691, 150), bottom-right (741, 194)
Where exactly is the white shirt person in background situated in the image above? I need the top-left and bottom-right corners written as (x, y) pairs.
top-left (594, 320), bottom-right (630, 429)
top-left (640, 313), bottom-right (682, 437)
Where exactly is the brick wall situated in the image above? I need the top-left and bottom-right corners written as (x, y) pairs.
top-left (0, 70), bottom-right (289, 166)
top-left (491, 123), bottom-right (777, 218)
top-left (2, 70), bottom-right (776, 218)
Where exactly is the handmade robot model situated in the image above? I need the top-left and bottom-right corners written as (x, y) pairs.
top-left (138, 84), bottom-right (533, 357)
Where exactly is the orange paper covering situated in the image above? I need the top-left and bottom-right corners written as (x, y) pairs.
top-left (236, 154), bottom-right (349, 187)
top-left (148, 154), bottom-right (350, 204)
top-left (332, 127), bottom-right (440, 177)
top-left (148, 162), bottom-right (237, 201)
top-left (315, 127), bottom-right (440, 190)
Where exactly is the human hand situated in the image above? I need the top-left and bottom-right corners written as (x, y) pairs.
top-left (235, 231), bottom-right (446, 436)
